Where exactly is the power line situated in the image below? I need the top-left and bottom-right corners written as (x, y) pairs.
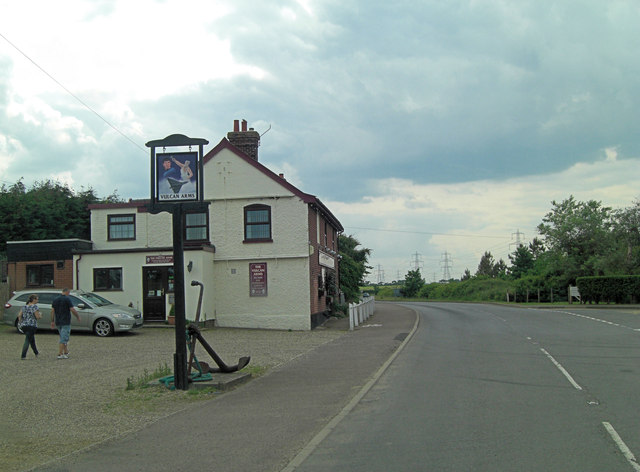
top-left (0, 31), bottom-right (146, 154)
top-left (346, 226), bottom-right (509, 239)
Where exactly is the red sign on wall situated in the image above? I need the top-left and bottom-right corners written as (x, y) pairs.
top-left (249, 262), bottom-right (268, 297)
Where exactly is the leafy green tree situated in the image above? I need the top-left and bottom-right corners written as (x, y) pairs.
top-left (494, 258), bottom-right (507, 278)
top-left (514, 273), bottom-right (547, 302)
top-left (476, 251), bottom-right (495, 277)
top-left (528, 237), bottom-right (545, 259)
top-left (509, 244), bottom-right (534, 279)
top-left (402, 268), bottom-right (424, 297)
top-left (537, 196), bottom-right (615, 282)
top-left (475, 251), bottom-right (507, 278)
top-left (338, 234), bottom-right (372, 303)
top-left (0, 179), bottom-right (119, 253)
top-left (609, 201), bottom-right (640, 275)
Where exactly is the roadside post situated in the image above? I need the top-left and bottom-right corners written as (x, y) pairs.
top-left (146, 134), bottom-right (209, 390)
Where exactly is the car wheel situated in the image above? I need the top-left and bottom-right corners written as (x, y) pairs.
top-left (93, 318), bottom-right (114, 337)
top-left (14, 318), bottom-right (23, 333)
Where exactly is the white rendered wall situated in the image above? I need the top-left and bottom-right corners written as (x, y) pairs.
top-left (91, 208), bottom-right (172, 250)
top-left (205, 147), bottom-right (312, 330)
top-left (213, 256), bottom-right (311, 330)
top-left (74, 250), bottom-right (215, 323)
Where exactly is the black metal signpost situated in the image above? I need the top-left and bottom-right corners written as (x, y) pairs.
top-left (146, 134), bottom-right (209, 390)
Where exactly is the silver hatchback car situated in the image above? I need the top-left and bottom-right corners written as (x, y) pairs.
top-left (3, 289), bottom-right (143, 337)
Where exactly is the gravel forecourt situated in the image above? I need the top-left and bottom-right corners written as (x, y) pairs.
top-left (0, 322), bottom-right (346, 472)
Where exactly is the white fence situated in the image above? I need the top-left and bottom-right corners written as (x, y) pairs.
top-left (349, 296), bottom-right (375, 330)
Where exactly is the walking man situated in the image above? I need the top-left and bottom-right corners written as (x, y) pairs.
top-left (50, 288), bottom-right (80, 359)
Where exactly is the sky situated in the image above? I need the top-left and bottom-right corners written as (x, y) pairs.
top-left (1, 0), bottom-right (640, 283)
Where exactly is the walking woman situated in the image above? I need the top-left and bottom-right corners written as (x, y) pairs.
top-left (18, 294), bottom-right (41, 359)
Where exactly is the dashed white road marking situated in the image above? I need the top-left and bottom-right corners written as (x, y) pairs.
top-left (539, 347), bottom-right (583, 390)
top-left (521, 312), bottom-right (640, 468)
top-left (603, 422), bottom-right (640, 472)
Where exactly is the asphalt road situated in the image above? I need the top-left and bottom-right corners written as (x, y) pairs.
top-left (294, 302), bottom-right (640, 471)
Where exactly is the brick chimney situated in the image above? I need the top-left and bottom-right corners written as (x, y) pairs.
top-left (227, 119), bottom-right (260, 161)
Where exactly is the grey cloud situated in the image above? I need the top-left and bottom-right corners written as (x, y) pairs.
top-left (3, 0), bottom-right (640, 205)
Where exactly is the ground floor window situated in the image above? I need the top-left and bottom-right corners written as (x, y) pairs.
top-left (26, 264), bottom-right (54, 286)
top-left (93, 267), bottom-right (123, 291)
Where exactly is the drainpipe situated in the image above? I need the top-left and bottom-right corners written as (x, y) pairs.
top-left (75, 254), bottom-right (82, 290)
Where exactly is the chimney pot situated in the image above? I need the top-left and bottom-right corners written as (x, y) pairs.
top-left (227, 118), bottom-right (261, 161)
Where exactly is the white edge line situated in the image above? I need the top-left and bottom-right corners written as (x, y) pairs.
top-left (603, 422), bottom-right (640, 472)
top-left (539, 347), bottom-right (583, 390)
top-left (281, 308), bottom-right (421, 472)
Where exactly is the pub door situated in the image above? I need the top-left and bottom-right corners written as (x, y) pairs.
top-left (142, 266), bottom-right (173, 321)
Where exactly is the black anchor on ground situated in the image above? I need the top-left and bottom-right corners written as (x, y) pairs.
top-left (186, 281), bottom-right (250, 379)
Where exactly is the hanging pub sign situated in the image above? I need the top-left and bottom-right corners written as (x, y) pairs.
top-left (156, 151), bottom-right (199, 202)
top-left (146, 134), bottom-right (208, 210)
top-left (145, 133), bottom-right (209, 391)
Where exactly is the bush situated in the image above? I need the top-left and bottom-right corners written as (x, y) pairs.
top-left (419, 278), bottom-right (514, 302)
top-left (331, 303), bottom-right (348, 318)
top-left (376, 286), bottom-right (401, 298)
top-left (577, 276), bottom-right (640, 304)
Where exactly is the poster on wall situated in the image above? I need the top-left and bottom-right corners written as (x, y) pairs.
top-left (156, 152), bottom-right (198, 201)
top-left (250, 262), bottom-right (268, 297)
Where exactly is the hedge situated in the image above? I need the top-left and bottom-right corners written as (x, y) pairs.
top-left (576, 276), bottom-right (640, 304)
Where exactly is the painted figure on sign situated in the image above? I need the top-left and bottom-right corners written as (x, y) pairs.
top-left (172, 157), bottom-right (193, 181)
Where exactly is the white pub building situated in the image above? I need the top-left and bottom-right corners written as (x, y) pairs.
top-left (10, 120), bottom-right (343, 330)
